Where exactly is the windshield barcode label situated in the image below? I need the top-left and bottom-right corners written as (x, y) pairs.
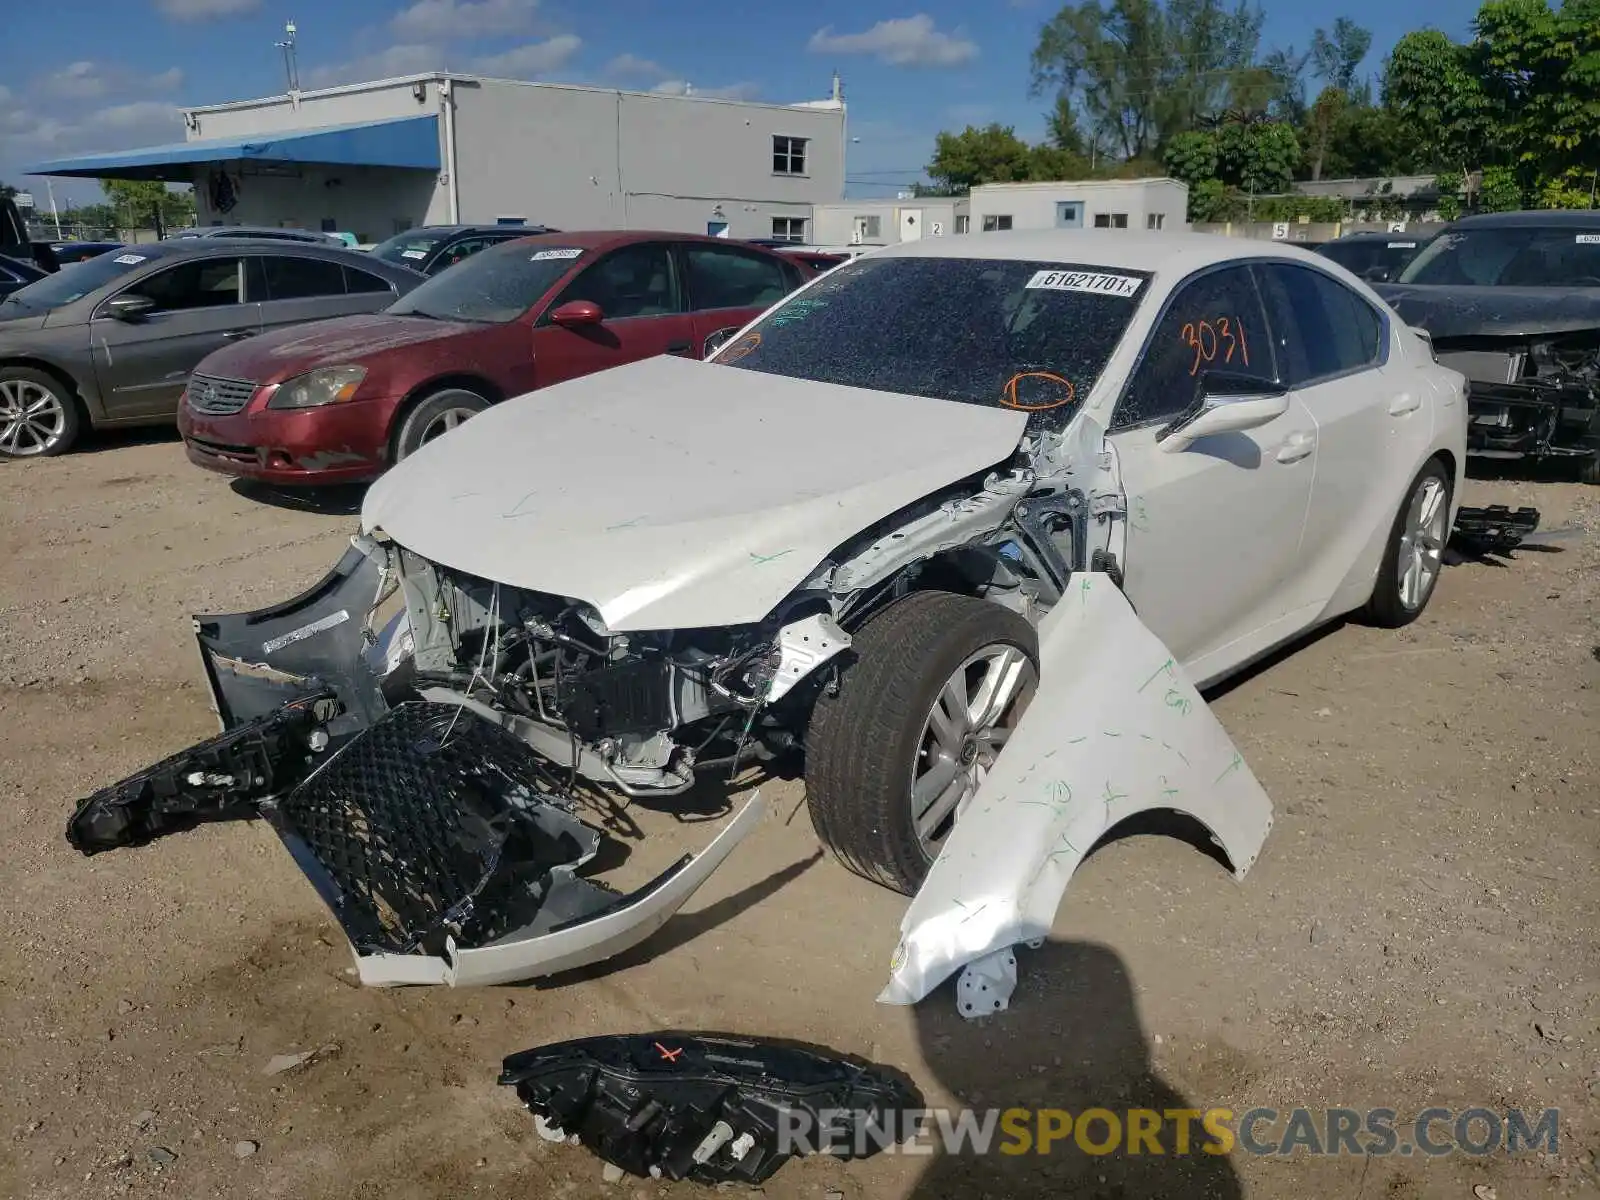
top-left (531, 248), bottom-right (584, 260)
top-left (1025, 269), bottom-right (1142, 298)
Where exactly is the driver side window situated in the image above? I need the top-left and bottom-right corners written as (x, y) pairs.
top-left (548, 243), bottom-right (678, 321)
top-left (122, 258), bottom-right (243, 313)
top-left (1114, 265), bottom-right (1272, 429)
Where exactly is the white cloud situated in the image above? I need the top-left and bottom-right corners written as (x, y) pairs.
top-left (808, 14), bottom-right (977, 67)
top-left (391, 0), bottom-right (543, 41)
top-left (155, 0), bottom-right (260, 18)
top-left (604, 53), bottom-right (666, 79)
top-left (37, 61), bottom-right (184, 102)
top-left (1, 99), bottom-right (183, 167)
top-left (302, 44), bottom-right (442, 89)
top-left (649, 79), bottom-right (760, 101)
top-left (470, 34), bottom-right (582, 77)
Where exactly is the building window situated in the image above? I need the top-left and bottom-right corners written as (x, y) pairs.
top-left (1094, 213), bottom-right (1130, 229)
top-left (773, 135), bottom-right (808, 175)
top-left (771, 216), bottom-right (807, 243)
top-left (955, 215), bottom-right (970, 234)
top-left (1147, 213), bottom-right (1165, 230)
top-left (860, 215), bottom-right (882, 239)
top-left (982, 214), bottom-right (1013, 232)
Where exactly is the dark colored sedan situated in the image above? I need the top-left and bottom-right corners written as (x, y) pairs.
top-left (0, 240), bottom-right (423, 458)
top-left (179, 231), bottom-right (812, 485)
top-left (366, 224), bottom-right (556, 276)
top-left (1314, 231), bottom-right (1432, 283)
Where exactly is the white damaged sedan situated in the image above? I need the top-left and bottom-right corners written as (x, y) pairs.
top-left (70, 231), bottom-right (1466, 999)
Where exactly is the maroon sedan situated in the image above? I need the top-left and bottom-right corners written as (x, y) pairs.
top-left (178, 231), bottom-right (811, 485)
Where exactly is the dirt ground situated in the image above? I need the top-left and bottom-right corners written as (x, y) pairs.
top-left (1, 430), bottom-right (1596, 1200)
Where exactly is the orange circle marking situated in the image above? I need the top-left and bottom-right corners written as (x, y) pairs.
top-left (1000, 372), bottom-right (1076, 412)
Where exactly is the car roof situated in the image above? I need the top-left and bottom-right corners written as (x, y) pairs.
top-left (874, 229), bottom-right (1336, 275)
top-left (175, 225), bottom-right (332, 237)
top-left (1327, 230), bottom-right (1427, 241)
top-left (1449, 210), bottom-right (1600, 229)
top-left (112, 239), bottom-right (409, 267)
top-left (405, 224), bottom-right (553, 236)
top-left (505, 230), bottom-right (789, 253)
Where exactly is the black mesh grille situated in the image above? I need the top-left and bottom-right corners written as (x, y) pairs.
top-left (277, 701), bottom-right (589, 955)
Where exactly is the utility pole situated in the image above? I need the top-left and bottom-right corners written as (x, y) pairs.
top-left (276, 21), bottom-right (300, 93)
top-left (45, 179), bottom-right (62, 240)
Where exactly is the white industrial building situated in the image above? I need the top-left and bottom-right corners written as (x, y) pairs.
top-left (27, 73), bottom-right (848, 244)
top-left (811, 196), bottom-right (970, 247)
top-left (969, 178), bottom-right (1189, 234)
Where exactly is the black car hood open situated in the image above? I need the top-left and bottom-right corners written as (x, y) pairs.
top-left (1375, 284), bottom-right (1600, 340)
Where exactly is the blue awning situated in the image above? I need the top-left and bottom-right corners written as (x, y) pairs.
top-left (25, 115), bottom-right (440, 181)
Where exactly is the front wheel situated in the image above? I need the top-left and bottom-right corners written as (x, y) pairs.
top-left (1362, 457), bottom-right (1452, 628)
top-left (392, 387), bottom-right (490, 462)
top-left (805, 591), bottom-right (1039, 895)
top-left (0, 367), bottom-right (81, 458)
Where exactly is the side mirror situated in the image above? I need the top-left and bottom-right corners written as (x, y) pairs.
top-left (105, 294), bottom-right (155, 321)
top-left (549, 299), bottom-right (603, 328)
top-left (1157, 371), bottom-right (1290, 453)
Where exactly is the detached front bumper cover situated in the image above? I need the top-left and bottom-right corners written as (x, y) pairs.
top-left (500, 1034), bottom-right (921, 1184)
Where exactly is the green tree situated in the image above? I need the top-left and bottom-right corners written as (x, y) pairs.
top-left (1217, 120), bottom-right (1300, 193)
top-left (1163, 130), bottom-right (1221, 187)
top-left (1384, 28), bottom-right (1490, 173)
top-left (1478, 165), bottom-right (1524, 211)
top-left (101, 180), bottom-right (195, 234)
top-left (926, 124), bottom-right (1036, 190)
top-left (1310, 16), bottom-right (1372, 93)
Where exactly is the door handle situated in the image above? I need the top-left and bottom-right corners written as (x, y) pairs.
top-left (666, 340), bottom-right (694, 356)
top-left (222, 329), bottom-right (257, 341)
top-left (1388, 391), bottom-right (1421, 415)
top-left (1276, 430), bottom-right (1316, 463)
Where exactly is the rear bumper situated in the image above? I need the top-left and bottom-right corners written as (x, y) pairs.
top-left (178, 395), bottom-right (400, 484)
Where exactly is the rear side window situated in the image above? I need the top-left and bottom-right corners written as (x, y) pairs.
top-left (683, 245), bottom-right (791, 311)
top-left (1114, 265), bottom-right (1271, 429)
top-left (343, 266), bottom-right (394, 295)
top-left (1256, 263), bottom-right (1383, 385)
top-left (256, 255), bottom-right (348, 301)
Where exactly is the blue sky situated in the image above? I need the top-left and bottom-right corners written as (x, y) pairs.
top-left (2, 0), bottom-right (1482, 206)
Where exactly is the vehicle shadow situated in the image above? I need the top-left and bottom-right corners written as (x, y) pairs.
top-left (230, 479), bottom-right (369, 516)
top-left (77, 424), bottom-right (183, 454)
top-left (908, 938), bottom-right (1243, 1198)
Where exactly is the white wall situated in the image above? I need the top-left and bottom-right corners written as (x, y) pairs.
top-left (812, 198), bottom-right (967, 246)
top-left (190, 163), bottom-right (440, 241)
top-left (969, 179), bottom-right (1189, 233)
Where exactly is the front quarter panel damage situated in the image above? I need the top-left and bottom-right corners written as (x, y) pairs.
top-left (879, 571), bottom-right (1274, 1008)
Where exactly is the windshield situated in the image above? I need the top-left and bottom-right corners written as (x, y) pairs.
top-left (1398, 225), bottom-right (1600, 287)
top-left (387, 240), bottom-right (582, 322)
top-left (369, 229), bottom-right (453, 266)
top-left (712, 256), bottom-right (1147, 427)
top-left (1, 249), bottom-right (151, 311)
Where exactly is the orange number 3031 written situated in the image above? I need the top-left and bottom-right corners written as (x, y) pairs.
top-left (1178, 317), bottom-right (1250, 376)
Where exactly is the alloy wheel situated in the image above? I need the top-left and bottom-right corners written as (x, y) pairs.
top-left (1397, 475), bottom-right (1448, 610)
top-left (0, 379), bottom-right (67, 457)
top-left (909, 644), bottom-right (1037, 857)
top-left (417, 406), bottom-right (479, 447)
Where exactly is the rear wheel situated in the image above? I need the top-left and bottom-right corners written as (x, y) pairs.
top-left (0, 367), bottom-right (81, 458)
top-left (805, 591), bottom-right (1039, 895)
top-left (1362, 457), bottom-right (1452, 627)
top-left (392, 387), bottom-right (490, 462)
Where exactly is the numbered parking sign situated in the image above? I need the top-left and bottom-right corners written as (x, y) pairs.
top-left (1271, 222), bottom-right (1289, 240)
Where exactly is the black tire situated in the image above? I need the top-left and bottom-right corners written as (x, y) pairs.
top-left (805, 591), bottom-right (1039, 895)
top-left (1362, 456), bottom-right (1453, 628)
top-left (1577, 453), bottom-right (1600, 487)
top-left (0, 366), bottom-right (82, 458)
top-left (391, 387), bottom-right (490, 462)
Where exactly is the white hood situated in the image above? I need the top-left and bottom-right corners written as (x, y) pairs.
top-left (361, 355), bottom-right (1027, 631)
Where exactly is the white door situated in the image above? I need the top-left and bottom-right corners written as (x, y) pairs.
top-left (899, 208), bottom-right (923, 242)
top-left (1253, 261), bottom-right (1436, 617)
top-left (1105, 264), bottom-right (1316, 677)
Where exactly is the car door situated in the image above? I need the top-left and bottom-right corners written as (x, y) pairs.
top-left (680, 243), bottom-right (802, 355)
top-left (249, 253), bottom-right (384, 332)
top-left (1254, 261), bottom-right (1427, 616)
top-left (90, 254), bottom-right (261, 419)
top-left (529, 241), bottom-right (693, 389)
top-left (1106, 262), bottom-right (1317, 676)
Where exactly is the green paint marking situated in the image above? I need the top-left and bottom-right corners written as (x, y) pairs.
top-left (1102, 730), bottom-right (1122, 738)
top-left (1213, 752), bottom-right (1244, 785)
top-left (1164, 688), bottom-right (1193, 717)
top-left (1080, 575), bottom-right (1093, 607)
top-left (605, 515), bottom-right (647, 531)
top-left (1139, 658), bottom-right (1176, 693)
top-left (748, 548), bottom-right (796, 566)
top-left (1162, 741), bottom-right (1191, 767)
top-left (1067, 735), bottom-right (1088, 745)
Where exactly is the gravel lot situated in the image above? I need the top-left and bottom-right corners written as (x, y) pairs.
top-left (2, 430), bottom-right (1596, 1200)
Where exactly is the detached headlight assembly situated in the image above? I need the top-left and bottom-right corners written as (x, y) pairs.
top-left (267, 365), bottom-right (368, 410)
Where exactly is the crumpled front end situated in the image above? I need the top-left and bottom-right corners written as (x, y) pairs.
top-left (1435, 330), bottom-right (1600, 468)
top-left (65, 536), bottom-right (762, 987)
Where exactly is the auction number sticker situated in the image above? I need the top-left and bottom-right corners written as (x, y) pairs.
top-left (531, 247), bottom-right (584, 260)
top-left (400, 249), bottom-right (428, 259)
top-left (112, 253), bottom-right (147, 265)
top-left (1025, 269), bottom-right (1142, 298)
top-left (1576, 234), bottom-right (1600, 244)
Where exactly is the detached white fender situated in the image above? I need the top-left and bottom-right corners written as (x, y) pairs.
top-left (878, 572), bottom-right (1274, 1008)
